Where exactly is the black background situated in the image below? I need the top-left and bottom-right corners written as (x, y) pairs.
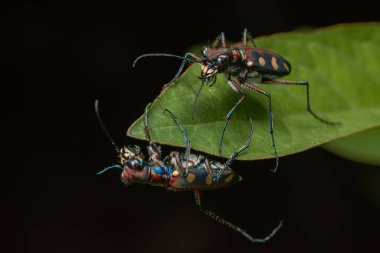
top-left (2, 1), bottom-right (380, 252)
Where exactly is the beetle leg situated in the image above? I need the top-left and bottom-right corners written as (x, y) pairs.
top-left (147, 143), bottom-right (162, 162)
top-left (211, 32), bottom-right (227, 48)
top-left (219, 80), bottom-right (245, 157)
top-left (204, 158), bottom-right (214, 179)
top-left (144, 103), bottom-right (153, 144)
top-left (243, 82), bottom-right (279, 172)
top-left (144, 103), bottom-right (162, 161)
top-left (194, 190), bottom-right (283, 243)
top-left (262, 80), bottom-right (339, 125)
top-left (224, 117), bottom-right (253, 168)
top-left (170, 152), bottom-right (187, 175)
top-left (164, 109), bottom-right (191, 175)
top-left (194, 190), bottom-right (202, 207)
top-left (242, 28), bottom-right (257, 47)
top-left (214, 117), bottom-right (253, 181)
top-left (242, 28), bottom-right (248, 46)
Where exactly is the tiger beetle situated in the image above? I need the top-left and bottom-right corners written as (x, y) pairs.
top-left (133, 28), bottom-right (338, 172)
top-left (95, 100), bottom-right (283, 244)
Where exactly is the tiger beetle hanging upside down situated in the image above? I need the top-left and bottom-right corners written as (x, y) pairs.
top-left (133, 29), bottom-right (338, 172)
top-left (95, 100), bottom-right (283, 244)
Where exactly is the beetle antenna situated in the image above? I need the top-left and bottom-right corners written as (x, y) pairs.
top-left (133, 53), bottom-right (203, 67)
top-left (94, 99), bottom-right (121, 154)
top-left (97, 164), bottom-right (123, 175)
top-left (192, 81), bottom-right (205, 120)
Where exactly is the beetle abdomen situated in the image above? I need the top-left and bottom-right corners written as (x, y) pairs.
top-left (244, 48), bottom-right (291, 76)
top-left (167, 166), bottom-right (241, 191)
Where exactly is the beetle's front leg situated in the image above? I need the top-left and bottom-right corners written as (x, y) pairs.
top-left (223, 69), bottom-right (246, 93)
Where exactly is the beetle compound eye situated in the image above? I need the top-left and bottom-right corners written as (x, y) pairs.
top-left (126, 158), bottom-right (143, 170)
top-left (216, 54), bottom-right (229, 66)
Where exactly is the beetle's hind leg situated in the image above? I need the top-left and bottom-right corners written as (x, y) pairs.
top-left (194, 190), bottom-right (284, 243)
top-left (262, 80), bottom-right (339, 125)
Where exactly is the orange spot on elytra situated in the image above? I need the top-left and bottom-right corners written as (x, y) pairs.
top-left (283, 62), bottom-right (289, 72)
top-left (259, 57), bottom-right (266, 66)
top-left (172, 170), bottom-right (180, 177)
top-left (271, 56), bottom-right (279, 71)
top-left (224, 174), bottom-right (234, 183)
top-left (186, 173), bottom-right (196, 183)
top-left (205, 175), bottom-right (212, 185)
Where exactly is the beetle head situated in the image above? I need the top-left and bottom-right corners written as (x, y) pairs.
top-left (119, 146), bottom-right (150, 185)
top-left (200, 46), bottom-right (232, 84)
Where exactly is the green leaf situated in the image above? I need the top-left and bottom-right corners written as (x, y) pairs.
top-left (323, 127), bottom-right (380, 166)
top-left (128, 23), bottom-right (380, 160)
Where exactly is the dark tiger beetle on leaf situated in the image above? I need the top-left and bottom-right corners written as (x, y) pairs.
top-left (133, 28), bottom-right (339, 172)
top-left (95, 100), bottom-right (283, 244)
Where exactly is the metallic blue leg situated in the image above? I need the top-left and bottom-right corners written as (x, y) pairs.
top-left (263, 80), bottom-right (339, 125)
top-left (144, 102), bottom-right (152, 143)
top-left (164, 109), bottom-right (191, 171)
top-left (214, 117), bottom-right (253, 181)
top-left (144, 103), bottom-right (163, 161)
top-left (211, 32), bottom-right (226, 48)
top-left (243, 82), bottom-right (279, 172)
top-left (242, 28), bottom-right (257, 47)
top-left (242, 28), bottom-right (248, 46)
top-left (224, 117), bottom-right (253, 169)
top-left (202, 210), bottom-right (284, 243)
top-left (195, 189), bottom-right (283, 244)
top-left (219, 93), bottom-right (246, 157)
